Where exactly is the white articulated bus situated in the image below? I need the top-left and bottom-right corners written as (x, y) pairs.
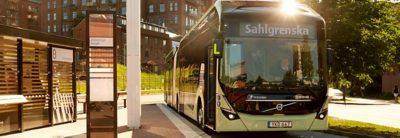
top-left (164, 0), bottom-right (329, 132)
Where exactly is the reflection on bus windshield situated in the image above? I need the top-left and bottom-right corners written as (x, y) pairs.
top-left (220, 37), bottom-right (320, 89)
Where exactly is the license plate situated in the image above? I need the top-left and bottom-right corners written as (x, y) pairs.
top-left (268, 121), bottom-right (292, 128)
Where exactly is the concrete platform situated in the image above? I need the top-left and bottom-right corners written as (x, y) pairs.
top-left (1, 95), bottom-right (190, 138)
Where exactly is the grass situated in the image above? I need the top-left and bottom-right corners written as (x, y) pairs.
top-left (76, 80), bottom-right (86, 94)
top-left (141, 89), bottom-right (164, 95)
top-left (362, 92), bottom-right (395, 100)
top-left (328, 117), bottom-right (400, 137)
top-left (76, 64), bottom-right (165, 95)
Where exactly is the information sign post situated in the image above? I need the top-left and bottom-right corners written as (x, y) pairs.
top-left (86, 12), bottom-right (117, 138)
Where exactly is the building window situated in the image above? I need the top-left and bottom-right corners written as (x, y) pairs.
top-left (174, 3), bottom-right (178, 11)
top-left (54, 1), bottom-right (57, 9)
top-left (48, 26), bottom-right (51, 32)
top-left (101, 0), bottom-right (106, 4)
top-left (48, 1), bottom-right (51, 9)
top-left (158, 17), bottom-right (165, 25)
top-left (121, 7), bottom-right (126, 15)
top-left (48, 13), bottom-right (51, 21)
top-left (54, 13), bottom-right (57, 20)
top-left (82, 0), bottom-right (86, 5)
top-left (66, 24), bottom-right (70, 32)
top-left (174, 16), bottom-right (178, 24)
top-left (53, 25), bottom-right (57, 32)
top-left (160, 4), bottom-right (165, 12)
top-left (163, 40), bottom-right (166, 47)
top-left (149, 4), bottom-right (154, 13)
top-left (186, 17), bottom-right (188, 27)
top-left (63, 0), bottom-right (67, 6)
top-left (72, 0), bottom-right (77, 5)
top-left (169, 2), bottom-right (173, 11)
top-left (111, 0), bottom-right (116, 4)
top-left (145, 50), bottom-right (149, 58)
top-left (63, 12), bottom-right (68, 20)
top-left (72, 12), bottom-right (77, 18)
top-left (145, 36), bottom-right (149, 45)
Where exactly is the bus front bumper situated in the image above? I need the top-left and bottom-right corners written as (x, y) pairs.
top-left (240, 112), bottom-right (328, 131)
top-left (216, 111), bottom-right (328, 132)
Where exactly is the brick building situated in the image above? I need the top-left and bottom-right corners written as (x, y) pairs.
top-left (382, 65), bottom-right (400, 93)
top-left (0, 0), bottom-right (42, 31)
top-left (141, 0), bottom-right (212, 35)
top-left (1, 0), bottom-right (213, 37)
top-left (73, 17), bottom-right (172, 74)
top-left (41, 0), bottom-right (127, 36)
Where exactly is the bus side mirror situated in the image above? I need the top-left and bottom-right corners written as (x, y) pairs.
top-left (327, 48), bottom-right (334, 65)
top-left (213, 39), bottom-right (223, 58)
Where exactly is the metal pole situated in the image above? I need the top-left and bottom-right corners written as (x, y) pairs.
top-left (127, 0), bottom-right (141, 129)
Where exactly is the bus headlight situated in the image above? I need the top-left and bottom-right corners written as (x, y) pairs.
top-left (316, 109), bottom-right (327, 120)
top-left (228, 114), bottom-right (235, 120)
top-left (221, 108), bottom-right (240, 120)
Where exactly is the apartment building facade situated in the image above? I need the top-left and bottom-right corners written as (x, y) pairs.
top-left (0, 0), bottom-right (42, 31)
top-left (141, 0), bottom-right (212, 35)
top-left (42, 0), bottom-right (126, 36)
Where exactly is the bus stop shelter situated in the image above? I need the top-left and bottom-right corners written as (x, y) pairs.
top-left (0, 24), bottom-right (82, 135)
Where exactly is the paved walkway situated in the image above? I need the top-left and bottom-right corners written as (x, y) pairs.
top-left (329, 97), bottom-right (400, 129)
top-left (2, 94), bottom-right (197, 138)
top-left (4, 95), bottom-right (399, 138)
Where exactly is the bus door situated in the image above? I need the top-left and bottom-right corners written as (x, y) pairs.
top-left (205, 46), bottom-right (216, 127)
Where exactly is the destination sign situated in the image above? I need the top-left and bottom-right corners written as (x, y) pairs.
top-left (240, 23), bottom-right (316, 39)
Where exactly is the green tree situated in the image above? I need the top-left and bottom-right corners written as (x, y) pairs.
top-left (302, 0), bottom-right (400, 95)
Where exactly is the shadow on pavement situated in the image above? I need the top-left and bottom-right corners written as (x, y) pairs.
top-left (117, 125), bottom-right (131, 134)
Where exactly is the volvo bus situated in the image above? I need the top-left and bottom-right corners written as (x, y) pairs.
top-left (164, 0), bottom-right (329, 132)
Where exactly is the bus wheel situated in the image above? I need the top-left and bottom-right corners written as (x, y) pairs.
top-left (197, 103), bottom-right (205, 129)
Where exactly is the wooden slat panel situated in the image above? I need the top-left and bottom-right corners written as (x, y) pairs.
top-left (22, 42), bottom-right (49, 129)
top-left (0, 38), bottom-right (18, 96)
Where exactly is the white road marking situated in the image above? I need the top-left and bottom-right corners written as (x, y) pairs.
top-left (157, 104), bottom-right (211, 138)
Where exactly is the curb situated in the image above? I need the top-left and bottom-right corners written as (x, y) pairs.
top-left (325, 129), bottom-right (384, 138)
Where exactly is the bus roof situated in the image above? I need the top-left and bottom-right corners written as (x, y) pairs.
top-left (180, 0), bottom-right (324, 44)
top-left (218, 0), bottom-right (322, 19)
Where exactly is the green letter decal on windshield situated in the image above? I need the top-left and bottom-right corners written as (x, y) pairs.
top-left (214, 43), bottom-right (220, 55)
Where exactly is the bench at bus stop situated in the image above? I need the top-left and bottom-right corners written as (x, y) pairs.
top-left (77, 91), bottom-right (127, 113)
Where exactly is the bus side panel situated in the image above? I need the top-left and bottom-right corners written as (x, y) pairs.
top-left (178, 43), bottom-right (208, 119)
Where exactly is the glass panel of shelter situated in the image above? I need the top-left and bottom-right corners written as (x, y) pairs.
top-left (52, 47), bottom-right (75, 124)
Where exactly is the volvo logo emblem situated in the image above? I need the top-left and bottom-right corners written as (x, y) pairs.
top-left (276, 104), bottom-right (283, 111)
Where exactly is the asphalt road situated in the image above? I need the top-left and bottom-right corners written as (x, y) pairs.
top-left (207, 131), bottom-right (346, 138)
top-left (156, 100), bottom-right (348, 138)
top-left (329, 98), bottom-right (400, 129)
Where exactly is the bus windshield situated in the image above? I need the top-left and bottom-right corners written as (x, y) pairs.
top-left (220, 37), bottom-right (321, 90)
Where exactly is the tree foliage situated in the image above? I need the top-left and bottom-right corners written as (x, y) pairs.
top-left (301, 0), bottom-right (400, 91)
